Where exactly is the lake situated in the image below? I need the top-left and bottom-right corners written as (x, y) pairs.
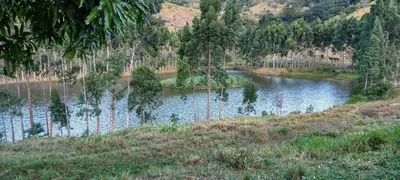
top-left (0, 70), bottom-right (355, 141)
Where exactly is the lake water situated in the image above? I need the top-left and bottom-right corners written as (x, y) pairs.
top-left (0, 70), bottom-right (355, 141)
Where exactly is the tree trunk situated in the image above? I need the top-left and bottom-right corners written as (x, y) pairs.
top-left (140, 105), bottom-right (144, 126)
top-left (2, 113), bottom-right (7, 142)
top-left (96, 99), bottom-right (100, 135)
top-left (62, 59), bottom-right (70, 137)
top-left (126, 46), bottom-right (136, 128)
top-left (111, 84), bottom-right (116, 132)
top-left (17, 73), bottom-right (24, 139)
top-left (83, 62), bottom-right (90, 135)
top-left (219, 87), bottom-right (224, 120)
top-left (10, 111), bottom-right (15, 143)
top-left (192, 76), bottom-right (198, 123)
top-left (41, 76), bottom-right (49, 136)
top-left (27, 72), bottom-right (34, 129)
top-left (206, 47), bottom-right (211, 122)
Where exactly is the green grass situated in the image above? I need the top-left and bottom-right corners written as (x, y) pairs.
top-left (1, 98), bottom-right (400, 179)
top-left (160, 75), bottom-right (248, 89)
top-left (282, 69), bottom-right (358, 81)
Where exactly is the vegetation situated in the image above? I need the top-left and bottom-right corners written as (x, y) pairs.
top-left (161, 75), bottom-right (248, 89)
top-left (129, 66), bottom-right (163, 125)
top-left (0, 98), bottom-right (399, 179)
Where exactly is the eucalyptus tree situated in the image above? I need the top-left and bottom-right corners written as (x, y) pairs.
top-left (176, 24), bottom-right (202, 122)
top-left (289, 18), bottom-right (313, 67)
top-left (239, 82), bottom-right (258, 115)
top-left (188, 0), bottom-right (234, 122)
top-left (50, 89), bottom-right (68, 136)
top-left (105, 53), bottom-right (127, 132)
top-left (0, 88), bottom-right (21, 142)
top-left (129, 66), bottom-right (163, 125)
top-left (85, 68), bottom-right (109, 135)
top-left (266, 23), bottom-right (287, 69)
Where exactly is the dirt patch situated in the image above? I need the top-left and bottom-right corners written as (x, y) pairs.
top-left (253, 68), bottom-right (287, 76)
top-left (249, 2), bottom-right (284, 17)
top-left (156, 2), bottom-right (200, 31)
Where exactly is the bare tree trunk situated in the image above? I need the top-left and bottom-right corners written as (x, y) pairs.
top-left (126, 46), bottom-right (136, 128)
top-left (206, 47), bottom-right (211, 122)
top-left (10, 112), bottom-right (14, 143)
top-left (219, 87), bottom-right (224, 120)
top-left (111, 84), bottom-right (116, 132)
top-left (17, 73), bottom-right (24, 139)
top-left (41, 76), bottom-right (49, 136)
top-left (96, 99), bottom-right (100, 135)
top-left (1, 113), bottom-right (7, 142)
top-left (27, 71), bottom-right (34, 129)
top-left (62, 59), bottom-right (70, 137)
top-left (83, 62), bottom-right (89, 135)
top-left (192, 76), bottom-right (198, 123)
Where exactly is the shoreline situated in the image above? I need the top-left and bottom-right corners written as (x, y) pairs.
top-left (0, 67), bottom-right (357, 86)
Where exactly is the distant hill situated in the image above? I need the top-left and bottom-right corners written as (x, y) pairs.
top-left (156, 2), bottom-right (201, 31)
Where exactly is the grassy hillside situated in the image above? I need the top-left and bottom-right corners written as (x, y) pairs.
top-left (157, 2), bottom-right (201, 30)
top-left (1, 94), bottom-right (400, 179)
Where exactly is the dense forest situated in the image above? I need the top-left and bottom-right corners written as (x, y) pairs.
top-left (0, 0), bottom-right (399, 142)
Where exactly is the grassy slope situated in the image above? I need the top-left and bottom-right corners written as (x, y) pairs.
top-left (160, 75), bottom-right (248, 89)
top-left (1, 96), bottom-right (400, 179)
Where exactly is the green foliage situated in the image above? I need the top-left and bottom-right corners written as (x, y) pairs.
top-left (26, 123), bottom-right (45, 138)
top-left (161, 75), bottom-right (247, 89)
top-left (85, 71), bottom-right (108, 116)
top-left (306, 105), bottom-right (314, 113)
top-left (346, 94), bottom-right (365, 104)
top-left (161, 114), bottom-right (180, 132)
top-left (240, 82), bottom-right (258, 115)
top-left (129, 66), bottom-right (163, 124)
top-left (365, 81), bottom-right (392, 100)
top-left (50, 89), bottom-right (68, 128)
top-left (283, 165), bottom-right (308, 180)
top-left (0, 0), bottom-right (154, 76)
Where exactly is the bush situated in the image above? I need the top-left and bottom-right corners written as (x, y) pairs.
top-left (215, 147), bottom-right (259, 170)
top-left (284, 165), bottom-right (308, 180)
top-left (347, 130), bottom-right (389, 153)
top-left (346, 94), bottom-right (365, 104)
top-left (366, 82), bottom-right (392, 100)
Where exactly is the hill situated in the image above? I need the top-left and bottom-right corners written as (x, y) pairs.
top-left (348, 1), bottom-right (375, 20)
top-left (1, 91), bottom-right (400, 179)
top-left (156, 2), bottom-right (201, 30)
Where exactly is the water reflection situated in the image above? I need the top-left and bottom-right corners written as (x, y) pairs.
top-left (0, 71), bottom-right (354, 140)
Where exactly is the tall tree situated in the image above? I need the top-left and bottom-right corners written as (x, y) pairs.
top-left (191, 0), bottom-right (234, 122)
top-left (357, 18), bottom-right (387, 91)
top-left (50, 89), bottom-right (68, 136)
top-left (128, 66), bottom-right (163, 125)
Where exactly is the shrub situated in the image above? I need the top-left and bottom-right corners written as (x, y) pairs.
top-left (366, 82), bottom-right (392, 100)
top-left (183, 155), bottom-right (203, 165)
top-left (346, 94), bottom-right (365, 104)
top-left (284, 165), bottom-right (308, 180)
top-left (347, 130), bottom-right (389, 153)
top-left (215, 147), bottom-right (259, 170)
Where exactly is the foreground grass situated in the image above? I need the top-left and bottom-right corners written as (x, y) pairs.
top-left (1, 98), bottom-right (400, 179)
top-left (160, 75), bottom-right (248, 89)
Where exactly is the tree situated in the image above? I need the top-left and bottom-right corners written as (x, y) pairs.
top-left (84, 70), bottom-right (108, 135)
top-left (185, 0), bottom-right (234, 122)
top-left (0, 88), bottom-right (21, 142)
top-left (105, 53), bottom-right (127, 132)
top-left (239, 82), bottom-right (258, 115)
top-left (129, 66), bottom-right (163, 125)
top-left (357, 18), bottom-right (387, 92)
top-left (0, 0), bottom-right (153, 76)
top-left (50, 89), bottom-right (68, 136)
